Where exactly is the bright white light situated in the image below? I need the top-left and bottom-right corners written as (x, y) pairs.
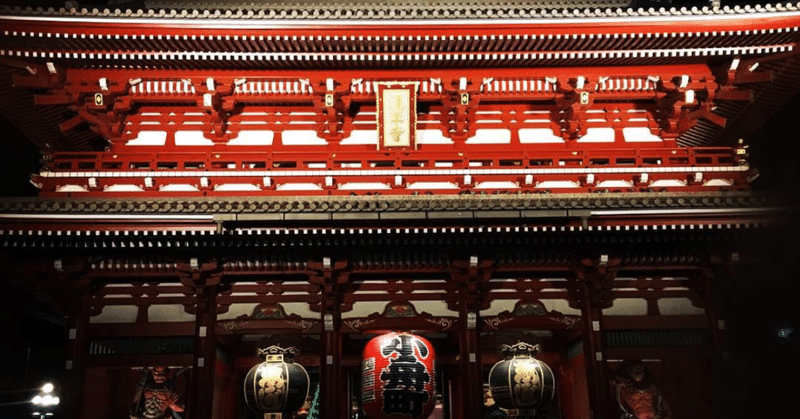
top-left (31, 393), bottom-right (59, 407)
top-left (42, 383), bottom-right (54, 393)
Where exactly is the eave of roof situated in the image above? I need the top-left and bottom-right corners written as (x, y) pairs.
top-left (2, 2), bottom-right (800, 169)
top-left (0, 190), bottom-right (791, 216)
top-left (2, 2), bottom-right (800, 24)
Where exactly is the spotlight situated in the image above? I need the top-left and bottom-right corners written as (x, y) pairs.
top-left (30, 381), bottom-right (59, 419)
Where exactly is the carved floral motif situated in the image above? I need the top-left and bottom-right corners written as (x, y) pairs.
top-left (343, 318), bottom-right (377, 332)
top-left (514, 302), bottom-right (546, 316)
top-left (484, 317), bottom-right (514, 330)
top-left (283, 320), bottom-right (316, 333)
top-left (424, 317), bottom-right (455, 330)
top-left (251, 303), bottom-right (287, 320)
top-left (546, 312), bottom-right (580, 329)
top-left (385, 302), bottom-right (418, 318)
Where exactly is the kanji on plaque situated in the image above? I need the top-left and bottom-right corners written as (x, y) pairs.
top-left (376, 83), bottom-right (417, 149)
top-left (362, 332), bottom-right (436, 419)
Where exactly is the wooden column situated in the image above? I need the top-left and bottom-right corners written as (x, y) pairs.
top-left (702, 252), bottom-right (741, 360)
top-left (191, 294), bottom-right (217, 419)
top-left (456, 306), bottom-right (482, 419)
top-left (448, 257), bottom-right (491, 419)
top-left (320, 306), bottom-right (343, 419)
top-left (63, 290), bottom-right (90, 419)
top-left (308, 257), bottom-right (350, 419)
top-left (701, 255), bottom-right (741, 419)
top-left (56, 259), bottom-right (93, 419)
top-left (179, 259), bottom-right (221, 419)
top-left (573, 256), bottom-right (619, 419)
top-left (700, 272), bottom-right (726, 360)
top-left (579, 282), bottom-right (609, 419)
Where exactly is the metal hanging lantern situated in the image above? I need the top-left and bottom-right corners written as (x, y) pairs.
top-left (361, 332), bottom-right (437, 419)
top-left (244, 346), bottom-right (310, 418)
top-left (488, 343), bottom-right (555, 415)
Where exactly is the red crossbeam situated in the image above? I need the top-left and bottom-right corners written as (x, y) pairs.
top-left (34, 145), bottom-right (750, 197)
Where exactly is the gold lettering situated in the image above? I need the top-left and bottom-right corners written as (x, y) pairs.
top-left (382, 89), bottom-right (410, 147)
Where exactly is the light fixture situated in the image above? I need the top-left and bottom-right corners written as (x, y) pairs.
top-left (32, 394), bottom-right (59, 407)
top-left (31, 382), bottom-right (60, 419)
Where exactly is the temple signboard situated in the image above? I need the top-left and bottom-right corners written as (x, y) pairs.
top-left (376, 82), bottom-right (418, 149)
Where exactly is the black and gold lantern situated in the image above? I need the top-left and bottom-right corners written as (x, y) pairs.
top-left (488, 343), bottom-right (555, 415)
top-left (244, 346), bottom-right (310, 419)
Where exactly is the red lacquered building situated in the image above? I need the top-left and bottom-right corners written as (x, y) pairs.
top-left (1, 1), bottom-right (798, 419)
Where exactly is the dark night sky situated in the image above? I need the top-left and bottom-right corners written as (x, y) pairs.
top-left (0, 115), bottom-right (39, 197)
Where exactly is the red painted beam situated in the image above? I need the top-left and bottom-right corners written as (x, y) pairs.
top-left (34, 93), bottom-right (72, 106)
top-left (715, 88), bottom-right (754, 101)
top-left (733, 69), bottom-right (774, 85)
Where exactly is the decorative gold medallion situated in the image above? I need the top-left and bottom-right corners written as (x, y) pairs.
top-left (94, 93), bottom-right (104, 106)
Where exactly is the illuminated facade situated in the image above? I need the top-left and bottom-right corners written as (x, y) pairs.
top-left (1, 1), bottom-right (798, 418)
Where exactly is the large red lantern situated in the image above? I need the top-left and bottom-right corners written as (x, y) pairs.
top-left (361, 332), bottom-right (436, 419)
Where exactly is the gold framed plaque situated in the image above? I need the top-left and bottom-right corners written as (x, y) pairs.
top-left (376, 82), bottom-right (418, 149)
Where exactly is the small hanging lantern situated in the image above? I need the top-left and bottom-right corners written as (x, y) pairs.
top-left (361, 332), bottom-right (437, 419)
top-left (488, 343), bottom-right (555, 416)
top-left (244, 346), bottom-right (310, 419)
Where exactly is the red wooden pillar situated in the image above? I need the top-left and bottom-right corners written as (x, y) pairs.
top-left (190, 297), bottom-right (217, 419)
top-left (179, 260), bottom-right (221, 419)
top-left (308, 257), bottom-right (350, 419)
top-left (574, 257), bottom-right (618, 419)
top-left (63, 290), bottom-right (90, 419)
top-left (320, 307), bottom-right (344, 419)
top-left (579, 283), bottom-right (610, 419)
top-left (54, 261), bottom-right (94, 419)
top-left (701, 273), bottom-right (726, 359)
top-left (457, 307), bottom-right (482, 419)
top-left (700, 268), bottom-right (730, 419)
top-left (449, 257), bottom-right (491, 419)
top-left (447, 365), bottom-right (464, 419)
top-left (212, 358), bottom-right (234, 419)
